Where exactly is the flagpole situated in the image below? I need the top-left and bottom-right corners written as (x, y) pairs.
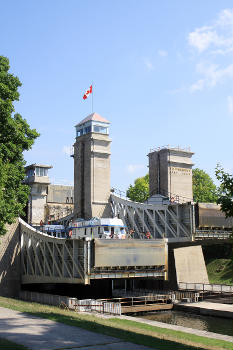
top-left (92, 82), bottom-right (94, 113)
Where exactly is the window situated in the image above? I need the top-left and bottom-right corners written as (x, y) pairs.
top-left (35, 167), bottom-right (48, 177)
top-left (94, 125), bottom-right (107, 134)
top-left (76, 129), bottom-right (83, 137)
top-left (104, 226), bottom-right (109, 232)
top-left (84, 126), bottom-right (91, 134)
top-left (26, 169), bottom-right (34, 178)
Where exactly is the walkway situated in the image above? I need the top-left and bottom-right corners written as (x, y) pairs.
top-left (0, 307), bottom-right (152, 350)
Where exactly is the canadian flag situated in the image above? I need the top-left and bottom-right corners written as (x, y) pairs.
top-left (83, 85), bottom-right (92, 100)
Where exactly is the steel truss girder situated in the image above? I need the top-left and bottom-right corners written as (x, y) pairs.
top-left (110, 194), bottom-right (192, 241)
top-left (20, 219), bottom-right (85, 284)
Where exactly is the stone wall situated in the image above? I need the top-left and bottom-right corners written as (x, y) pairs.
top-left (0, 219), bottom-right (21, 297)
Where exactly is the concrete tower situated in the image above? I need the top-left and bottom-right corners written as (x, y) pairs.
top-left (148, 146), bottom-right (194, 203)
top-left (24, 164), bottom-right (52, 225)
top-left (73, 113), bottom-right (112, 219)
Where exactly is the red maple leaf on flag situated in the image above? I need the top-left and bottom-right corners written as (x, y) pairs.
top-left (83, 85), bottom-right (92, 100)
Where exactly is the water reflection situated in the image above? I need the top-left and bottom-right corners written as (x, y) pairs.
top-left (141, 311), bottom-right (233, 336)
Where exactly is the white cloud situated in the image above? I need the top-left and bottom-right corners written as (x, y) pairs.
top-left (227, 96), bottom-right (233, 114)
top-left (188, 27), bottom-right (220, 53)
top-left (216, 8), bottom-right (233, 26)
top-left (143, 58), bottom-right (154, 70)
top-left (188, 9), bottom-right (233, 54)
top-left (158, 49), bottom-right (168, 57)
top-left (190, 63), bottom-right (233, 92)
top-left (62, 145), bottom-right (72, 156)
top-left (190, 79), bottom-right (205, 93)
top-left (188, 8), bottom-right (233, 93)
top-left (126, 164), bottom-right (145, 174)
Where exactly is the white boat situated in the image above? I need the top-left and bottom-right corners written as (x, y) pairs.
top-left (68, 217), bottom-right (127, 239)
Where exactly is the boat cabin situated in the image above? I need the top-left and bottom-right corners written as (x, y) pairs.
top-left (69, 218), bottom-right (127, 239)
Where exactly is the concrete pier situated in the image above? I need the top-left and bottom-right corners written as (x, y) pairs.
top-left (174, 301), bottom-right (233, 319)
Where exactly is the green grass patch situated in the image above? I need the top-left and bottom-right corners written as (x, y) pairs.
top-left (0, 296), bottom-right (232, 350)
top-left (0, 338), bottom-right (29, 350)
top-left (206, 259), bottom-right (233, 285)
top-left (109, 318), bottom-right (233, 350)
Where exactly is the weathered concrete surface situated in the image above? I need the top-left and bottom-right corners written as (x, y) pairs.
top-left (148, 147), bottom-right (194, 202)
top-left (174, 301), bottom-right (233, 319)
top-left (0, 307), bottom-right (152, 350)
top-left (0, 220), bottom-right (21, 297)
top-left (74, 113), bottom-right (112, 219)
top-left (174, 245), bottom-right (209, 284)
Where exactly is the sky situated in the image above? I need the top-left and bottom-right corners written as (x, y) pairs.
top-left (1, 1), bottom-right (233, 191)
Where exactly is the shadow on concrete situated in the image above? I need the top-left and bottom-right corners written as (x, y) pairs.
top-left (0, 308), bottom-right (217, 350)
top-left (0, 220), bottom-right (21, 297)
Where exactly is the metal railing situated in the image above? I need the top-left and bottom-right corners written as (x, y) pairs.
top-left (178, 282), bottom-right (233, 293)
top-left (76, 299), bottom-right (121, 315)
top-left (194, 230), bottom-right (232, 240)
top-left (149, 145), bottom-right (192, 153)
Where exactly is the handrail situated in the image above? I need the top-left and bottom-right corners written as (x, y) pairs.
top-left (178, 282), bottom-right (233, 293)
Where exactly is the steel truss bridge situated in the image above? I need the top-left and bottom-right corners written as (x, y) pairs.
top-left (110, 194), bottom-right (193, 241)
top-left (20, 218), bottom-right (167, 285)
top-left (20, 195), bottom-right (230, 286)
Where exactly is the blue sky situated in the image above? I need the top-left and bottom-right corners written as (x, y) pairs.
top-left (1, 1), bottom-right (233, 191)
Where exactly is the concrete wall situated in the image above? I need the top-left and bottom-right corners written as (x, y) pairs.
top-left (74, 132), bottom-right (111, 219)
top-left (0, 220), bottom-right (21, 297)
top-left (174, 245), bottom-right (209, 284)
top-left (47, 185), bottom-right (74, 204)
top-left (148, 148), bottom-right (194, 202)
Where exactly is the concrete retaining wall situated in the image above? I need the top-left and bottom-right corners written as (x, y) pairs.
top-left (174, 245), bottom-right (209, 284)
top-left (19, 291), bottom-right (122, 315)
top-left (19, 290), bottom-right (77, 309)
top-left (0, 219), bottom-right (21, 297)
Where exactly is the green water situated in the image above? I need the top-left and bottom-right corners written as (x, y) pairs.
top-left (140, 310), bottom-right (233, 337)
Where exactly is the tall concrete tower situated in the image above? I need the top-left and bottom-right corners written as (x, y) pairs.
top-left (148, 146), bottom-right (194, 203)
top-left (24, 164), bottom-right (52, 225)
top-left (73, 113), bottom-right (112, 219)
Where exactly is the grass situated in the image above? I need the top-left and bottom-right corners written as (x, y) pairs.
top-left (206, 259), bottom-right (233, 285)
top-left (0, 296), bottom-right (232, 350)
top-left (0, 338), bottom-right (29, 350)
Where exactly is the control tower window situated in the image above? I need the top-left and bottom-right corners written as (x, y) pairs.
top-left (84, 126), bottom-right (91, 134)
top-left (94, 125), bottom-right (107, 134)
top-left (35, 167), bottom-right (48, 177)
top-left (26, 169), bottom-right (34, 178)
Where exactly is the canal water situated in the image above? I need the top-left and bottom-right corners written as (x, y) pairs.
top-left (140, 310), bottom-right (233, 336)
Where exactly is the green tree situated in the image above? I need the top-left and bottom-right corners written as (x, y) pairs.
top-left (126, 174), bottom-right (149, 202)
top-left (192, 168), bottom-right (217, 203)
top-left (127, 169), bottom-right (218, 203)
top-left (215, 165), bottom-right (233, 218)
top-left (0, 56), bottom-right (39, 234)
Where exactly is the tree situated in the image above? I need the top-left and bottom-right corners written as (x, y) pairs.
top-left (0, 56), bottom-right (39, 234)
top-left (192, 168), bottom-right (217, 203)
top-left (127, 168), bottom-right (218, 203)
top-left (126, 174), bottom-right (149, 202)
top-left (215, 165), bottom-right (233, 218)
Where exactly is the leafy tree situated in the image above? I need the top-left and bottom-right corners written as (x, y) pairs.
top-left (0, 56), bottom-right (39, 234)
top-left (126, 174), bottom-right (149, 202)
top-left (215, 165), bottom-right (233, 218)
top-left (192, 168), bottom-right (217, 203)
top-left (127, 169), bottom-right (218, 203)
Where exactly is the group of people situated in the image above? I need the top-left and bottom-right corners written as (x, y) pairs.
top-left (128, 229), bottom-right (152, 239)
